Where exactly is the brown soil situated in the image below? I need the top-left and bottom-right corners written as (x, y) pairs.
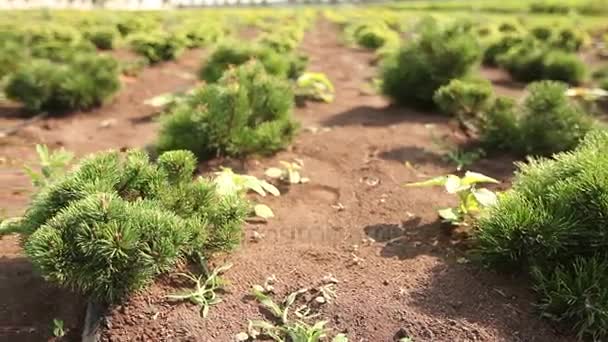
top-left (1, 20), bottom-right (566, 342)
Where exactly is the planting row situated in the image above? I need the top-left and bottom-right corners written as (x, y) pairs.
top-left (0, 9), bottom-right (317, 112)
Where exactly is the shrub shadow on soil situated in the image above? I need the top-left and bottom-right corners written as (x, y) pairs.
top-left (364, 217), bottom-right (460, 260)
top-left (379, 146), bottom-right (447, 168)
top-left (0, 104), bottom-right (28, 119)
top-left (321, 105), bottom-right (446, 128)
top-left (405, 260), bottom-right (570, 341)
top-left (0, 255), bottom-right (86, 342)
top-left (364, 216), bottom-right (569, 341)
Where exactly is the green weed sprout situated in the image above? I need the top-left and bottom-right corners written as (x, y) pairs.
top-left (166, 263), bottom-right (232, 318)
top-left (213, 168), bottom-right (279, 219)
top-left (52, 318), bottom-right (65, 337)
top-left (238, 280), bottom-right (346, 342)
top-left (23, 144), bottom-right (73, 188)
top-left (295, 72), bottom-right (335, 103)
top-left (405, 171), bottom-right (499, 225)
top-left (428, 126), bottom-right (485, 171)
top-left (265, 160), bottom-right (310, 184)
top-left (213, 168), bottom-right (280, 197)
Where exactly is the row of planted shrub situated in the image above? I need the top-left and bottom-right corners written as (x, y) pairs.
top-left (482, 21), bottom-right (590, 85)
top-left (329, 12), bottom-right (603, 89)
top-left (0, 12), bottom-right (230, 112)
top-left (371, 15), bottom-right (608, 339)
top-left (0, 9), bottom-right (317, 113)
top-left (0, 10), bottom-right (322, 305)
top-left (0, 61), bottom-right (287, 305)
top-left (530, 0), bottom-right (608, 15)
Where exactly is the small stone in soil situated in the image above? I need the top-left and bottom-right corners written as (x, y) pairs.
top-left (251, 231), bottom-right (263, 242)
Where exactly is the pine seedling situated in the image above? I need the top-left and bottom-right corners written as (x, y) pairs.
top-left (475, 131), bottom-right (608, 339)
top-left (405, 171), bottom-right (499, 225)
top-left (433, 78), bottom-right (494, 133)
top-left (167, 263), bottom-right (232, 318)
top-left (18, 149), bottom-right (249, 302)
top-left (158, 60), bottom-right (297, 159)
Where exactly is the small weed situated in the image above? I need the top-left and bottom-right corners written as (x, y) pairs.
top-left (441, 148), bottom-right (485, 172)
top-left (265, 160), bottom-right (309, 184)
top-left (166, 263), bottom-right (232, 318)
top-left (405, 171), bottom-right (499, 225)
top-left (214, 168), bottom-right (280, 197)
top-left (428, 127), bottom-right (484, 171)
top-left (295, 72), bottom-right (335, 103)
top-left (120, 58), bottom-right (149, 77)
top-left (52, 318), bottom-right (65, 337)
top-left (238, 277), bottom-right (345, 342)
top-left (23, 144), bottom-right (73, 188)
top-left (213, 168), bottom-right (279, 219)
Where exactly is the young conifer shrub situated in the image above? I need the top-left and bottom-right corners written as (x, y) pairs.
top-left (593, 66), bottom-right (608, 90)
top-left (5, 53), bottom-right (120, 112)
top-left (530, 25), bottom-right (553, 41)
top-left (24, 24), bottom-right (82, 46)
top-left (496, 38), bottom-right (546, 82)
top-left (181, 23), bottom-right (225, 48)
top-left (158, 60), bottom-right (297, 159)
top-left (475, 130), bottom-right (608, 339)
top-left (256, 32), bottom-right (309, 80)
top-left (482, 33), bottom-right (524, 65)
top-left (542, 50), bottom-right (586, 85)
top-left (552, 27), bottom-right (587, 52)
top-left (0, 40), bottom-right (26, 79)
top-left (30, 39), bottom-right (97, 62)
top-left (601, 78), bottom-right (608, 91)
top-left (116, 16), bottom-right (158, 37)
top-left (497, 36), bottom-right (587, 85)
top-left (199, 42), bottom-right (295, 83)
top-left (518, 81), bottom-right (593, 154)
top-left (433, 78), bottom-right (494, 118)
top-left (19, 149), bottom-right (248, 302)
top-left (478, 81), bottom-right (594, 156)
top-left (83, 26), bottom-right (119, 50)
top-left (380, 18), bottom-right (481, 108)
top-left (257, 32), bottom-right (300, 53)
top-left (130, 32), bottom-right (187, 64)
top-left (349, 21), bottom-right (399, 50)
top-left (478, 96), bottom-right (521, 151)
top-left (498, 22), bottom-right (520, 33)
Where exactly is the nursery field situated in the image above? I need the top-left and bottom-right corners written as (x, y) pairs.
top-left (1, 3), bottom-right (608, 342)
